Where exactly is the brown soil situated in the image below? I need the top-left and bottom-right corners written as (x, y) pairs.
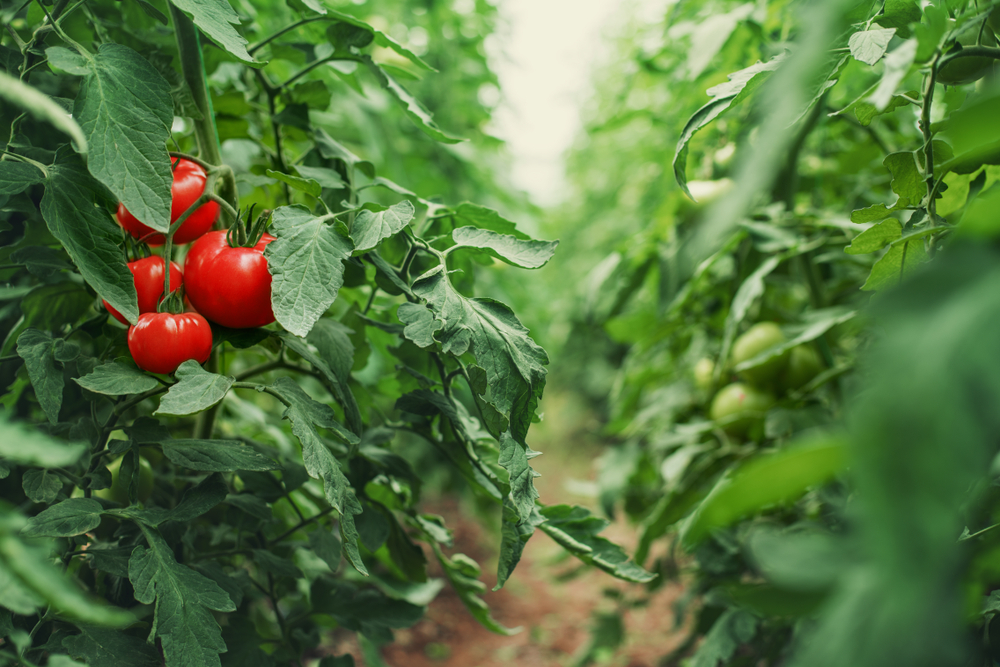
top-left (322, 390), bottom-right (690, 667)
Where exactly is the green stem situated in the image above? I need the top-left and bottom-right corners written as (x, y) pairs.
top-left (248, 16), bottom-right (330, 55)
top-left (280, 55), bottom-right (360, 90)
top-left (192, 349), bottom-right (220, 439)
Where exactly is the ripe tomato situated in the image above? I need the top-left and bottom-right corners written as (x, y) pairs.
top-left (95, 455), bottom-right (154, 505)
top-left (102, 256), bottom-right (183, 325)
top-left (116, 158), bottom-right (219, 245)
top-left (731, 322), bottom-right (789, 387)
top-left (184, 230), bottom-right (276, 329)
top-left (128, 312), bottom-right (213, 374)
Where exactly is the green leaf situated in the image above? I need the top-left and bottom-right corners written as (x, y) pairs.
top-left (293, 165), bottom-right (345, 189)
top-left (313, 129), bottom-right (376, 178)
top-left (309, 528), bottom-right (342, 571)
top-left (160, 439), bottom-right (279, 472)
top-left (155, 361), bottom-right (234, 416)
top-left (252, 549), bottom-right (303, 580)
top-left (46, 46), bottom-right (89, 75)
top-left (539, 504), bottom-right (656, 583)
top-left (673, 55), bottom-right (785, 198)
top-left (169, 0), bottom-right (257, 64)
top-left (75, 359), bottom-right (160, 395)
top-left (850, 203), bottom-right (898, 223)
top-left (410, 266), bottom-right (548, 446)
top-left (0, 70), bottom-right (88, 152)
top-left (23, 498), bottom-right (103, 537)
top-left (495, 499), bottom-right (543, 590)
top-left (680, 436), bottom-right (848, 548)
top-left (0, 515), bottom-right (134, 626)
top-left (163, 473), bottom-right (228, 524)
top-left (450, 227), bottom-right (558, 269)
top-left (0, 416), bottom-right (86, 468)
top-left (878, 0), bottom-right (921, 38)
top-left (433, 545), bottom-right (520, 635)
top-left (270, 378), bottom-right (366, 575)
top-left (265, 205), bottom-right (353, 337)
top-left (362, 56), bottom-right (463, 144)
top-left (449, 203), bottom-right (529, 238)
top-left (868, 38), bottom-right (916, 110)
top-left (350, 200), bottom-right (415, 254)
top-left (10, 246), bottom-right (72, 278)
top-left (396, 303), bottom-right (440, 348)
top-left (129, 525), bottom-right (235, 666)
top-left (882, 151), bottom-right (925, 208)
top-left (849, 26), bottom-right (896, 65)
top-left (16, 329), bottom-right (64, 424)
top-left (73, 44), bottom-right (174, 233)
top-left (689, 609), bottom-right (759, 667)
top-left (41, 153), bottom-right (139, 324)
top-left (497, 431), bottom-right (540, 523)
top-left (266, 169), bottom-right (322, 197)
top-left (305, 320), bottom-right (363, 436)
top-left (21, 469), bottom-right (63, 503)
top-left (326, 9), bottom-right (435, 72)
top-left (860, 238), bottom-right (929, 291)
top-left (0, 161), bottom-right (44, 195)
top-left (62, 626), bottom-right (161, 667)
top-left (845, 219), bottom-right (903, 255)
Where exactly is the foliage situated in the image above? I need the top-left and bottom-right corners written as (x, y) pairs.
top-left (540, 0), bottom-right (1000, 664)
top-left (0, 0), bottom-right (650, 665)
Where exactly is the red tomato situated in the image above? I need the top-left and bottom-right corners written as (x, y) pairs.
top-left (184, 230), bottom-right (276, 329)
top-left (102, 256), bottom-right (183, 325)
top-left (128, 312), bottom-right (213, 374)
top-left (116, 158), bottom-right (219, 245)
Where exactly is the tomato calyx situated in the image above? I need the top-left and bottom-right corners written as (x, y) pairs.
top-left (226, 204), bottom-right (272, 249)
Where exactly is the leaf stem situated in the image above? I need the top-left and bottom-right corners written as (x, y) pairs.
top-left (922, 53), bottom-right (940, 220)
top-left (248, 16), bottom-right (330, 55)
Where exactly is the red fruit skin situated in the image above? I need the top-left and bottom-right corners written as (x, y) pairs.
top-left (128, 312), bottom-right (213, 374)
top-left (103, 256), bottom-right (183, 325)
top-left (116, 158), bottom-right (219, 245)
top-left (184, 230), bottom-right (276, 329)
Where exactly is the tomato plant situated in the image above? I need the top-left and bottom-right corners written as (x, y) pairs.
top-left (184, 230), bottom-right (275, 329)
top-left (102, 255), bottom-right (183, 325)
top-left (94, 454), bottom-right (155, 505)
top-left (116, 158), bottom-right (219, 245)
top-left (127, 312), bottom-right (214, 374)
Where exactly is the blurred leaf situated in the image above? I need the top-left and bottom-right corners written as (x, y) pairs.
top-left (0, 417), bottom-right (86, 468)
top-left (362, 56), bottom-right (463, 144)
top-left (869, 39), bottom-right (916, 110)
top-left (689, 609), bottom-right (759, 667)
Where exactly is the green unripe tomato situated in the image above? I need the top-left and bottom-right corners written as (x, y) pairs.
top-left (709, 382), bottom-right (776, 436)
top-left (95, 456), bottom-right (154, 505)
top-left (779, 344), bottom-right (824, 391)
top-left (938, 21), bottom-right (998, 86)
top-left (693, 357), bottom-right (715, 391)
top-left (731, 322), bottom-right (789, 387)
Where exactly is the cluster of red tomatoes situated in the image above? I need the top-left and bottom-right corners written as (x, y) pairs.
top-left (107, 158), bottom-right (276, 374)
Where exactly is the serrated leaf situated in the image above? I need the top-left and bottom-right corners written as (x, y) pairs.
top-left (411, 267), bottom-right (548, 446)
top-left (270, 378), bottom-right (366, 575)
top-left (129, 526), bottom-right (235, 666)
top-left (845, 219), bottom-right (903, 255)
top-left (23, 499), bottom-right (102, 538)
top-left (396, 303), bottom-right (440, 348)
top-left (849, 26), bottom-right (896, 66)
top-left (266, 169), bottom-right (322, 197)
top-left (73, 44), bottom-right (174, 233)
top-left (350, 200), bottom-right (415, 254)
top-left (265, 205), bottom-right (353, 337)
top-left (75, 360), bottom-right (160, 395)
top-left (40, 152), bottom-right (139, 324)
top-left (170, 0), bottom-right (257, 64)
top-left (497, 431), bottom-right (540, 523)
top-left (495, 499), bottom-right (543, 590)
top-left (539, 504), bottom-right (656, 583)
top-left (0, 417), bottom-right (86, 468)
top-left (62, 626), bottom-right (161, 667)
top-left (0, 161), bottom-right (45, 195)
top-left (850, 203), bottom-right (897, 223)
top-left (882, 151), bottom-right (924, 208)
top-left (861, 238), bottom-right (929, 291)
top-left (155, 361), bottom-right (233, 416)
top-left (434, 544), bottom-right (519, 635)
top-left (305, 320), bottom-right (363, 436)
top-left (293, 165), bottom-right (345, 189)
top-left (160, 439), bottom-right (279, 472)
top-left (22, 469), bottom-right (63, 503)
top-left (16, 329), bottom-right (64, 424)
top-left (362, 56), bottom-right (462, 144)
top-left (450, 226), bottom-right (558, 269)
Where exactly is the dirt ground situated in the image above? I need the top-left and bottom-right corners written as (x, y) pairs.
top-left (322, 390), bottom-right (691, 667)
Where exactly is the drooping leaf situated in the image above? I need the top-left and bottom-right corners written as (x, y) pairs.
top-left (350, 200), bottom-right (415, 254)
top-left (433, 544), bottom-right (519, 635)
top-left (450, 226), bottom-right (558, 269)
top-left (305, 320), bottom-right (363, 436)
top-left (70, 44), bottom-right (174, 233)
top-left (861, 238), bottom-right (929, 291)
top-left (40, 152), bottom-right (139, 324)
top-left (266, 169), bottom-right (322, 197)
top-left (16, 329), bottom-right (64, 424)
top-left (362, 56), bottom-right (463, 144)
top-left (326, 9), bottom-right (435, 71)
top-left (129, 525), bottom-right (236, 666)
top-left (169, 0), bottom-right (257, 64)
top-left (495, 499), bottom-right (543, 590)
top-left (265, 205), bottom-right (353, 337)
top-left (155, 361), bottom-right (234, 416)
top-left (160, 439), bottom-right (279, 472)
top-left (75, 359), bottom-right (160, 396)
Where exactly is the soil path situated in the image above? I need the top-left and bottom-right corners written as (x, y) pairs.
top-left (325, 390), bottom-right (689, 667)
